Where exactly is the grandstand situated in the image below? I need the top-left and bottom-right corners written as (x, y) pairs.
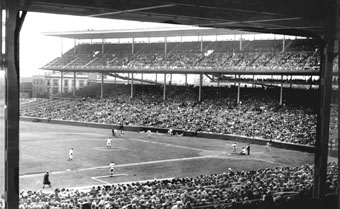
top-left (41, 35), bottom-right (322, 73)
top-left (14, 27), bottom-right (338, 209)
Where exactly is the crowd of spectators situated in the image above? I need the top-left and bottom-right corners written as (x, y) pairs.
top-left (106, 51), bottom-right (320, 71)
top-left (18, 162), bottom-right (338, 209)
top-left (217, 77), bottom-right (319, 86)
top-left (329, 104), bottom-right (338, 150)
top-left (43, 40), bottom-right (321, 72)
top-left (21, 85), bottom-right (318, 145)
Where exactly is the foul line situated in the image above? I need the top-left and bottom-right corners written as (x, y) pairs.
top-left (91, 173), bottom-right (129, 185)
top-left (20, 155), bottom-right (216, 178)
top-left (91, 177), bottom-right (109, 185)
top-left (20, 153), bottom-right (287, 178)
top-left (78, 155), bottom-right (216, 171)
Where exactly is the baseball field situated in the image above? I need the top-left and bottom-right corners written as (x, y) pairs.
top-left (19, 120), bottom-right (320, 192)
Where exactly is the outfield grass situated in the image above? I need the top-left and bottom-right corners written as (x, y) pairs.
top-left (19, 121), bottom-right (316, 192)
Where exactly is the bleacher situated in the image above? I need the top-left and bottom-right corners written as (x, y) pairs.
top-left (20, 98), bottom-right (78, 119)
top-left (20, 85), bottom-right (319, 146)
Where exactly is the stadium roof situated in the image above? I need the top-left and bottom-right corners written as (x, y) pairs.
top-left (43, 27), bottom-right (252, 40)
top-left (19, 0), bottom-right (337, 39)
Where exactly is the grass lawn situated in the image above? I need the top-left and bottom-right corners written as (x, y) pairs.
top-left (19, 121), bottom-right (316, 191)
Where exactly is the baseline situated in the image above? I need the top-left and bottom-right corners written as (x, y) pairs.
top-left (91, 174), bottom-right (129, 185)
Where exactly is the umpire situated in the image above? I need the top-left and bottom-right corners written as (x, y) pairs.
top-left (42, 172), bottom-right (51, 188)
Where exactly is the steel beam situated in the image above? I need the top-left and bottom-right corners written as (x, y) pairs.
top-left (199, 74), bottom-right (202, 102)
top-left (279, 75), bottom-right (283, 105)
top-left (101, 73), bottom-right (104, 99)
top-left (163, 73), bottom-right (166, 100)
top-left (132, 38), bottom-right (134, 54)
top-left (73, 72), bottom-right (76, 96)
top-left (60, 71), bottom-right (63, 94)
top-left (313, 0), bottom-right (336, 198)
top-left (5, 0), bottom-right (21, 208)
top-left (337, 0), bottom-right (340, 207)
top-left (237, 75), bottom-right (241, 104)
top-left (130, 73), bottom-right (134, 98)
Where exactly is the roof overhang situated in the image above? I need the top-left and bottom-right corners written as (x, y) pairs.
top-left (43, 27), bottom-right (253, 40)
top-left (19, 0), bottom-right (334, 39)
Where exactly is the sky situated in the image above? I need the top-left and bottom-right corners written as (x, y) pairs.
top-left (20, 12), bottom-right (174, 77)
top-left (19, 12), bottom-right (288, 78)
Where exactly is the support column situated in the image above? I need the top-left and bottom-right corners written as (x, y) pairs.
top-left (127, 73), bottom-right (130, 85)
top-left (170, 74), bottom-right (172, 85)
top-left (101, 73), bottom-right (104, 99)
top-left (282, 35), bottom-right (286, 52)
top-left (114, 76), bottom-right (117, 84)
top-left (141, 73), bottom-right (144, 85)
top-left (60, 38), bottom-right (63, 57)
top-left (74, 39), bottom-right (76, 54)
top-left (185, 74), bottom-right (187, 86)
top-left (237, 75), bottom-right (240, 104)
top-left (101, 39), bottom-right (105, 54)
top-left (73, 72), bottom-right (76, 96)
top-left (240, 34), bottom-right (243, 51)
top-left (131, 73), bottom-right (134, 98)
top-left (199, 74), bottom-right (202, 102)
top-left (279, 75), bottom-right (283, 105)
top-left (252, 75), bottom-right (255, 88)
top-left (156, 73), bottom-right (158, 83)
top-left (313, 2), bottom-right (336, 198)
top-left (163, 74), bottom-right (166, 100)
top-left (217, 76), bottom-right (220, 87)
top-left (5, 1), bottom-right (23, 208)
top-left (132, 38), bottom-right (135, 54)
top-left (337, 20), bottom-right (340, 208)
top-left (310, 75), bottom-right (313, 89)
top-left (164, 37), bottom-right (167, 54)
top-left (200, 36), bottom-right (203, 52)
top-left (60, 72), bottom-right (63, 95)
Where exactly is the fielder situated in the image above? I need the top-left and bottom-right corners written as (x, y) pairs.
top-left (109, 162), bottom-right (115, 177)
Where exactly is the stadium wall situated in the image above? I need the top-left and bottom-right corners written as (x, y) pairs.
top-left (20, 116), bottom-right (315, 153)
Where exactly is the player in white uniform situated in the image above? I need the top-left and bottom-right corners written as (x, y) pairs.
top-left (106, 138), bottom-right (112, 149)
top-left (112, 128), bottom-right (116, 137)
top-left (265, 141), bottom-right (271, 151)
top-left (168, 128), bottom-right (173, 136)
top-left (109, 162), bottom-right (115, 177)
top-left (231, 143), bottom-right (237, 154)
top-left (68, 148), bottom-right (74, 161)
top-left (147, 130), bottom-right (152, 139)
top-left (240, 147), bottom-right (247, 155)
